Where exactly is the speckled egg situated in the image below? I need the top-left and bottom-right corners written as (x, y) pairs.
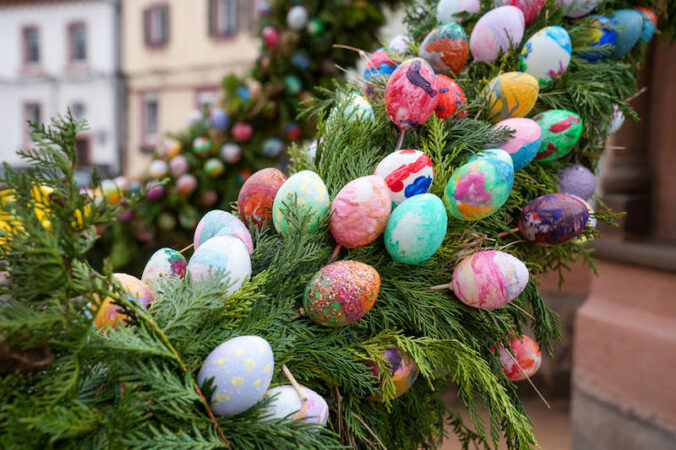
top-left (141, 248), bottom-right (187, 284)
top-left (608, 104), bottom-right (624, 134)
top-left (436, 0), bottom-right (480, 24)
top-left (204, 158), bottom-right (224, 178)
top-left (635, 7), bottom-right (657, 43)
top-left (238, 168), bottom-right (287, 229)
top-left (363, 48), bottom-right (399, 96)
top-left (385, 58), bottom-right (438, 132)
top-left (498, 335), bottom-right (541, 381)
top-left (197, 335), bottom-right (274, 416)
top-left (495, 0), bottom-right (543, 25)
top-left (556, 0), bottom-right (600, 18)
top-left (491, 118), bottom-right (541, 170)
top-left (261, 386), bottom-right (329, 429)
top-left (374, 149), bottom-right (434, 206)
top-left (519, 26), bottom-right (572, 88)
top-left (557, 165), bottom-right (595, 200)
top-left (94, 273), bottom-right (154, 330)
top-left (194, 210), bottom-right (252, 254)
top-left (367, 348), bottom-right (419, 401)
top-left (303, 260), bottom-right (380, 327)
top-left (187, 235), bottom-right (251, 294)
top-left (534, 110), bottom-right (583, 162)
top-left (169, 155), bottom-right (190, 177)
top-left (451, 251), bottom-right (529, 309)
top-left (193, 137), bottom-right (212, 157)
top-left (384, 194), bottom-right (447, 265)
top-left (608, 9), bottom-right (643, 58)
top-left (272, 170), bottom-right (330, 234)
top-left (419, 23), bottom-right (469, 75)
top-left (330, 176), bottom-right (391, 249)
top-left (435, 74), bottom-right (468, 120)
top-left (483, 72), bottom-right (539, 122)
top-left (574, 16), bottom-right (617, 62)
top-left (470, 6), bottom-right (525, 63)
top-left (518, 193), bottom-right (589, 245)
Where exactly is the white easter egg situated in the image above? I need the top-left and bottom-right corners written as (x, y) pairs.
top-left (187, 235), bottom-right (251, 295)
top-left (261, 385), bottom-right (329, 429)
top-left (470, 6), bottom-right (525, 63)
top-left (519, 26), bottom-right (572, 88)
top-left (374, 149), bottom-right (434, 205)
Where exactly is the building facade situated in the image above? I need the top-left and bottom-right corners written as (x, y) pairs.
top-left (0, 0), bottom-right (123, 178)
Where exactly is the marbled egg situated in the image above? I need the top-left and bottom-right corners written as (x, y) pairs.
top-left (141, 248), bottom-right (187, 284)
top-left (451, 251), bottom-right (529, 309)
top-left (193, 137), bottom-right (212, 157)
top-left (374, 149), bottom-right (434, 205)
top-left (498, 335), bottom-right (541, 381)
top-left (556, 0), bottom-right (600, 18)
top-left (384, 194), bottom-right (447, 265)
top-left (483, 72), bottom-right (539, 122)
top-left (574, 16), bottom-right (617, 62)
top-left (518, 193), bottom-right (589, 245)
top-left (608, 9), bottom-right (643, 58)
top-left (534, 110), bottom-right (583, 162)
top-left (419, 23), bottom-right (469, 75)
top-left (385, 58), bottom-right (438, 132)
top-left (436, 0), bottom-right (480, 24)
top-left (444, 150), bottom-right (514, 221)
top-left (303, 260), bottom-right (380, 327)
top-left (238, 168), bottom-right (286, 229)
top-left (495, 0), bottom-right (543, 25)
top-left (187, 235), bottom-right (251, 294)
top-left (197, 335), bottom-right (274, 416)
top-left (94, 273), bottom-right (154, 330)
top-left (330, 176), bottom-right (391, 249)
top-left (367, 348), bottom-right (419, 401)
top-left (520, 26), bottom-right (571, 88)
top-left (261, 386), bottom-right (329, 429)
top-left (557, 165), bottom-right (595, 200)
top-left (470, 6), bottom-right (525, 63)
top-left (635, 7), bottom-right (657, 43)
top-left (364, 48), bottom-right (399, 96)
top-left (435, 74), bottom-right (468, 120)
top-left (194, 210), bottom-right (253, 254)
top-left (608, 104), bottom-right (624, 134)
top-left (491, 118), bottom-right (541, 170)
top-left (272, 170), bottom-right (330, 234)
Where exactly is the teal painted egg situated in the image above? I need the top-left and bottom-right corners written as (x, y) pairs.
top-left (534, 110), bottom-right (583, 162)
top-left (272, 170), bottom-right (330, 234)
top-left (384, 194), bottom-right (447, 265)
top-left (608, 9), bottom-right (643, 59)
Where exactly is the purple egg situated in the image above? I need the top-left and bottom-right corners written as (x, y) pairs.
top-left (557, 165), bottom-right (596, 201)
top-left (518, 193), bottom-right (589, 245)
top-left (145, 182), bottom-right (166, 202)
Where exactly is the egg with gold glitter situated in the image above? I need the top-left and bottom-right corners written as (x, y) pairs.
top-left (261, 386), bottom-right (329, 429)
top-left (194, 210), bottom-right (253, 254)
top-left (374, 149), bottom-right (434, 205)
top-left (367, 347), bottom-right (419, 401)
top-left (385, 58), bottom-right (438, 132)
top-left (142, 248), bottom-right (187, 285)
top-left (272, 170), bottom-right (330, 234)
top-left (187, 235), bottom-right (251, 295)
top-left (94, 273), bottom-right (154, 330)
top-left (470, 6), bottom-right (525, 63)
top-left (518, 193), bottom-right (589, 245)
top-left (482, 72), bottom-right (539, 122)
top-left (498, 335), bottom-right (542, 381)
top-left (419, 23), bottom-right (469, 75)
top-left (238, 168), bottom-right (287, 229)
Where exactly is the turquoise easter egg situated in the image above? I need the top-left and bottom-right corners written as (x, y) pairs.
top-left (635, 7), bottom-right (657, 43)
top-left (272, 170), bottom-right (330, 234)
top-left (534, 110), bottom-right (583, 162)
top-left (519, 26), bottom-right (571, 88)
top-left (608, 9), bottom-right (643, 59)
top-left (384, 194), bottom-right (447, 265)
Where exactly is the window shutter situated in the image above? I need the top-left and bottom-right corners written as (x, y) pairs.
top-left (162, 5), bottom-right (170, 44)
top-left (143, 9), bottom-right (150, 46)
top-left (208, 0), bottom-right (215, 37)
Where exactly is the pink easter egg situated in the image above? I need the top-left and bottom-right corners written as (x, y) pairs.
top-left (384, 58), bottom-right (439, 131)
top-left (495, 0), bottom-right (543, 25)
top-left (232, 122), bottom-right (254, 143)
top-left (497, 335), bottom-right (542, 381)
top-left (470, 6), bottom-right (525, 63)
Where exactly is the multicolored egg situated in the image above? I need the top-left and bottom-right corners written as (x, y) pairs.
top-left (272, 170), bottom-right (330, 234)
top-left (533, 110), bottom-right (583, 162)
top-left (557, 165), bottom-right (595, 200)
top-left (197, 335), bottom-right (274, 416)
top-left (491, 118), bottom-right (541, 170)
top-left (284, 122), bottom-right (302, 141)
top-left (384, 58), bottom-right (438, 132)
top-left (374, 149), bottom-right (434, 205)
top-left (470, 6), bottom-right (525, 63)
top-left (556, 0), bottom-right (600, 18)
top-left (384, 194), bottom-right (447, 265)
top-left (364, 48), bottom-right (399, 96)
top-left (176, 174), bottom-right (197, 196)
top-left (635, 7), bottom-right (657, 43)
top-left (419, 23), bottom-right (469, 75)
top-left (238, 168), bottom-right (287, 228)
top-left (193, 137), bottom-right (212, 157)
top-left (367, 348), bottom-right (419, 401)
top-left (330, 176), bottom-right (391, 249)
top-left (94, 273), bottom-right (154, 330)
top-left (204, 158), bottom-right (224, 178)
top-left (519, 26), bottom-right (571, 88)
top-left (141, 248), bottom-right (187, 285)
top-left (262, 137), bottom-right (284, 158)
top-left (435, 74), bottom-right (468, 119)
top-left (303, 260), bottom-right (380, 327)
top-left (574, 16), bottom-right (617, 62)
top-left (221, 143), bottom-right (242, 164)
top-left (194, 210), bottom-right (253, 254)
top-left (169, 155), bottom-right (189, 177)
top-left (232, 122), bottom-right (253, 143)
top-left (436, 0), bottom-right (480, 24)
top-left (518, 193), bottom-right (589, 245)
top-left (497, 335), bottom-right (542, 381)
top-left (483, 72), bottom-right (539, 122)
top-left (495, 0), bottom-right (543, 25)
top-left (608, 104), bottom-right (624, 134)
top-left (187, 235), bottom-right (251, 294)
top-left (608, 9), bottom-right (643, 59)
top-left (451, 251), bottom-right (529, 309)
top-left (261, 386), bottom-right (329, 429)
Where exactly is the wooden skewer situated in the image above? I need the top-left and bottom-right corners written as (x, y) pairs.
top-left (281, 364), bottom-right (307, 401)
top-left (178, 243), bottom-right (194, 254)
top-left (497, 227), bottom-right (519, 238)
top-left (429, 283), bottom-right (450, 291)
top-left (507, 352), bottom-right (550, 409)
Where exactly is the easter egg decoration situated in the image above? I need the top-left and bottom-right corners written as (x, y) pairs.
top-left (142, 248), bottom-right (187, 285)
top-left (145, 182), bottom-right (166, 202)
top-left (328, 94), bottom-right (376, 128)
top-left (470, 6), bottom-right (525, 63)
top-left (291, 50), bottom-right (311, 69)
top-left (286, 5), bottom-right (308, 31)
top-left (232, 122), bottom-right (254, 143)
top-left (193, 137), bottom-right (212, 158)
top-left (483, 72), bottom-right (539, 122)
top-left (366, 348), bottom-right (419, 401)
top-left (307, 18), bottom-right (324, 36)
top-left (187, 109), bottom-right (203, 126)
top-left (194, 210), bottom-right (253, 254)
top-left (262, 137), bottom-right (284, 158)
top-left (374, 149), bottom-right (434, 205)
top-left (94, 273), bottom-right (154, 330)
top-left (261, 26), bottom-right (279, 50)
top-left (519, 26), bottom-right (572, 88)
top-left (497, 335), bottom-right (542, 381)
top-left (238, 168), bottom-right (286, 228)
top-left (574, 16), bottom-right (617, 62)
top-left (491, 118), bottom-right (541, 170)
top-left (176, 174), bottom-right (197, 196)
top-left (608, 9), bottom-right (643, 59)
top-left (209, 107), bottom-right (229, 131)
top-left (556, 0), bottom-right (600, 18)
top-left (608, 104), bottom-right (624, 134)
top-left (160, 141), bottom-right (181, 160)
top-left (187, 235), bottom-right (251, 294)
top-left (202, 190), bottom-right (218, 207)
top-left (363, 48), bottom-right (399, 96)
top-left (451, 251), bottom-right (529, 309)
top-left (419, 23), bottom-right (469, 75)
top-left (384, 58), bottom-right (438, 132)
top-left (435, 74), bottom-right (468, 120)
top-left (148, 159), bottom-right (168, 178)
top-left (261, 386), bottom-right (329, 429)
top-left (635, 7), bottom-right (657, 43)
top-left (284, 75), bottom-right (302, 95)
top-left (169, 155), bottom-right (189, 177)
top-left (533, 109), bottom-right (583, 162)
top-left (272, 170), bottom-right (330, 234)
top-left (303, 260), bottom-right (380, 327)
top-left (436, 0), bottom-right (480, 24)
top-left (388, 34), bottom-right (411, 54)
top-left (284, 122), bottom-right (302, 141)
top-left (197, 335), bottom-right (274, 416)
top-left (221, 143), bottom-right (242, 164)
top-left (330, 176), bottom-right (391, 249)
top-left (557, 165), bottom-right (596, 201)
top-left (495, 0), bottom-right (543, 25)
top-left (384, 194), bottom-right (447, 265)
top-left (204, 158), bottom-right (224, 178)
top-left (517, 193), bottom-right (589, 245)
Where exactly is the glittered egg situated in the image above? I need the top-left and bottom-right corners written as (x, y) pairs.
top-left (556, 0), bottom-right (600, 18)
top-left (557, 165), bottom-right (595, 200)
top-left (635, 7), bottom-right (657, 43)
top-left (197, 335), bottom-right (274, 416)
top-left (483, 72), bottom-right (539, 122)
top-left (303, 260), bottom-right (380, 327)
top-left (204, 158), bottom-right (224, 178)
top-left (363, 48), bottom-right (399, 96)
top-left (518, 193), bottom-right (589, 245)
top-left (533, 109), bottom-right (583, 162)
top-left (210, 107), bottom-right (229, 131)
top-left (435, 74), bottom-right (468, 120)
top-left (498, 335), bottom-right (541, 381)
top-left (495, 0), bottom-right (543, 25)
top-left (419, 23), bottom-right (469, 75)
top-left (367, 348), bottom-right (419, 401)
top-left (384, 194), bottom-right (447, 265)
top-left (176, 174), bottom-right (197, 196)
top-left (261, 385), bottom-right (329, 429)
top-left (272, 170), bottom-right (330, 234)
top-left (608, 104), bottom-right (624, 134)
top-left (232, 122), bottom-right (253, 142)
top-left (608, 9), bottom-right (643, 59)
top-left (187, 235), bottom-right (251, 294)
top-left (491, 118), bottom-right (541, 171)
top-left (519, 26), bottom-right (571, 88)
top-left (221, 143), bottom-right (242, 164)
top-left (193, 137), bottom-right (212, 157)
top-left (374, 149), bottom-right (434, 205)
top-left (451, 251), bottom-right (529, 309)
top-left (436, 0), bottom-right (480, 24)
top-left (470, 6), bottom-right (525, 63)
top-left (330, 176), bottom-right (391, 249)
top-left (194, 210), bottom-right (253, 254)
top-left (142, 248), bottom-right (187, 284)
top-left (574, 16), bottom-right (617, 62)
top-left (94, 273), bottom-right (154, 330)
top-left (148, 159), bottom-right (168, 178)
top-left (238, 168), bottom-right (287, 228)
top-left (262, 137), bottom-right (284, 158)
top-left (444, 150), bottom-right (514, 221)
top-left (385, 58), bottom-right (438, 132)
top-left (169, 155), bottom-right (190, 177)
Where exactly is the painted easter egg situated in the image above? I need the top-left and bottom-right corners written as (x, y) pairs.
top-left (284, 122), bottom-right (302, 141)
top-left (374, 149), bottom-right (434, 205)
top-left (608, 104), bottom-right (624, 134)
top-left (187, 235), bottom-right (251, 294)
top-left (210, 107), bottom-right (229, 131)
top-left (608, 9), bottom-right (643, 59)
top-left (194, 210), bottom-right (253, 254)
top-left (148, 159), bottom-right (168, 178)
top-left (262, 137), bottom-right (284, 158)
top-left (204, 158), bottom-right (224, 178)
top-left (470, 6), bottom-right (525, 63)
top-left (261, 386), bottom-right (329, 429)
top-left (518, 193), bottom-right (589, 245)
top-left (94, 273), bottom-right (154, 330)
top-left (444, 150), bottom-right (514, 221)
top-left (160, 142), bottom-right (181, 160)
top-left (176, 174), bottom-right (197, 196)
top-left (238, 168), bottom-right (286, 228)
top-left (384, 194), bottom-right (447, 265)
top-left (384, 58), bottom-right (438, 132)
top-left (491, 118), bottom-right (541, 170)
top-left (574, 16), bottom-right (617, 62)
top-left (557, 165), bottom-right (595, 200)
top-left (262, 26), bottom-right (279, 50)
top-left (519, 26), bottom-right (571, 88)
top-left (286, 5), bottom-right (308, 31)
top-left (141, 248), bottom-right (187, 285)
top-left (635, 7), bottom-right (657, 43)
top-left (284, 75), bottom-right (302, 95)
top-left (498, 335), bottom-right (541, 381)
top-left (534, 110), bottom-right (583, 162)
top-left (145, 182), bottom-right (166, 202)
top-left (435, 74), bottom-right (468, 120)
top-left (169, 155), bottom-right (189, 177)
top-left (232, 122), bottom-right (253, 142)
top-left (363, 48), bottom-right (399, 96)
top-left (495, 0), bottom-right (543, 25)
top-left (451, 251), bottom-right (529, 309)
top-left (330, 176), bottom-right (391, 249)
top-left (577, 196), bottom-right (597, 229)
top-left (483, 72), bottom-right (539, 122)
top-left (193, 137), bottom-right (212, 157)
top-left (419, 23), bottom-right (469, 75)
top-left (303, 260), bottom-right (380, 327)
top-left (367, 348), bottom-right (419, 401)
top-left (272, 170), bottom-right (330, 234)
top-left (388, 34), bottom-right (411, 54)
top-left (328, 94), bottom-right (376, 128)
top-left (197, 335), bottom-right (274, 416)
top-left (556, 0), bottom-right (600, 18)
top-left (436, 0), bottom-right (480, 24)
top-left (221, 143), bottom-right (242, 164)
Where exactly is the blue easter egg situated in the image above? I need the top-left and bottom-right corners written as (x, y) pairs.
top-left (608, 9), bottom-right (643, 59)
top-left (210, 107), bottom-right (229, 131)
top-left (187, 235), bottom-right (251, 295)
top-left (491, 118), bottom-right (542, 171)
top-left (262, 137), bottom-right (284, 158)
top-left (576, 17), bottom-right (617, 62)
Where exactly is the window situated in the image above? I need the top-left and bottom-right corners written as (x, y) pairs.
top-left (75, 136), bottom-right (91, 168)
top-left (68, 23), bottom-right (87, 63)
top-left (144, 4), bottom-right (169, 47)
top-left (70, 102), bottom-right (86, 119)
top-left (22, 26), bottom-right (40, 66)
top-left (195, 88), bottom-right (220, 110)
top-left (141, 92), bottom-right (159, 151)
top-left (209, 0), bottom-right (238, 37)
top-left (23, 103), bottom-right (41, 145)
